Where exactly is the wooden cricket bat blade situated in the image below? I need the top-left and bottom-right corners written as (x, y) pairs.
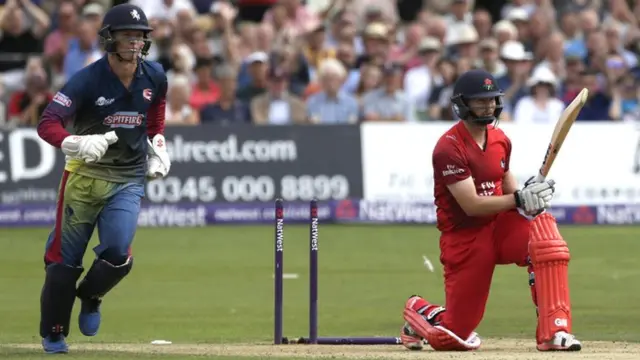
top-left (535, 88), bottom-right (588, 182)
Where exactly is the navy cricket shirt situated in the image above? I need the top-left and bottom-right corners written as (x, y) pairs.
top-left (38, 55), bottom-right (167, 184)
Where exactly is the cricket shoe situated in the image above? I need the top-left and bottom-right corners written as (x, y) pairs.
top-left (78, 298), bottom-right (102, 336)
top-left (42, 334), bottom-right (68, 354)
top-left (400, 322), bottom-right (425, 350)
top-left (537, 331), bottom-right (582, 351)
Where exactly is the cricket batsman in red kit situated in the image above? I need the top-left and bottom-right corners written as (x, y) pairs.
top-left (400, 69), bottom-right (581, 352)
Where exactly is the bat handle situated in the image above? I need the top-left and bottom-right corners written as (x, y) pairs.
top-left (533, 173), bottom-right (546, 183)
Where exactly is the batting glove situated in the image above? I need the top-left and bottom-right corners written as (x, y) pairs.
top-left (514, 178), bottom-right (555, 215)
top-left (61, 131), bottom-right (118, 163)
top-left (147, 134), bottom-right (171, 178)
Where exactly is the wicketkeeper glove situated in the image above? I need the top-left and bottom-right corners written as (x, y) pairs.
top-left (514, 177), bottom-right (555, 215)
top-left (61, 131), bottom-right (118, 163)
top-left (146, 134), bottom-right (171, 178)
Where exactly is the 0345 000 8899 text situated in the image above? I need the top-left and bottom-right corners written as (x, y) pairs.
top-left (144, 174), bottom-right (352, 203)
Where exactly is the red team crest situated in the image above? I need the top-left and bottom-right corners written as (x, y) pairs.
top-left (143, 89), bottom-right (152, 102)
top-left (482, 78), bottom-right (494, 91)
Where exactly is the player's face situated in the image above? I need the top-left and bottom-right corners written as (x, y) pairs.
top-left (114, 30), bottom-right (146, 61)
top-left (467, 97), bottom-right (496, 117)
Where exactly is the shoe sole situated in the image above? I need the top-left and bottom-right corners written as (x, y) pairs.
top-left (537, 343), bottom-right (582, 351)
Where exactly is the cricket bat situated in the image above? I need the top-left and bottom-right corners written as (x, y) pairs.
top-left (534, 88), bottom-right (589, 182)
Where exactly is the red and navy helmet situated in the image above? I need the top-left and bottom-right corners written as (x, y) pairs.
top-left (450, 69), bottom-right (504, 125)
top-left (98, 4), bottom-right (153, 56)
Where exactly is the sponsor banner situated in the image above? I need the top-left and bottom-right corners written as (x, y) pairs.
top-left (146, 125), bottom-right (363, 204)
top-left (361, 122), bottom-right (640, 205)
top-left (0, 201), bottom-right (637, 227)
top-left (0, 125), bottom-right (363, 205)
top-left (0, 201), bottom-right (335, 227)
top-left (350, 200), bottom-right (575, 224)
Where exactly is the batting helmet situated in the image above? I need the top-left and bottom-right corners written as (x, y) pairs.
top-left (450, 69), bottom-right (504, 125)
top-left (99, 4), bottom-right (153, 57)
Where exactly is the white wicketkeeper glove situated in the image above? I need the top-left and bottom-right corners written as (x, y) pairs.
top-left (514, 177), bottom-right (556, 215)
top-left (61, 131), bottom-right (118, 163)
top-left (146, 134), bottom-right (171, 178)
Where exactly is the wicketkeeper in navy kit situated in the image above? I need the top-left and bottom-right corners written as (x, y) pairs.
top-left (36, 4), bottom-right (171, 354)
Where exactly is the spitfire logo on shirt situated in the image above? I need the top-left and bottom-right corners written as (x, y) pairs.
top-left (103, 112), bottom-right (143, 128)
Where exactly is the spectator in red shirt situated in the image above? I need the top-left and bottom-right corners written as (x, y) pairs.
top-left (189, 57), bottom-right (221, 111)
top-left (7, 70), bottom-right (52, 127)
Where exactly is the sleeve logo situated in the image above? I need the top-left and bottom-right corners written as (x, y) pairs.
top-left (442, 164), bottom-right (465, 177)
top-left (53, 92), bottom-right (72, 107)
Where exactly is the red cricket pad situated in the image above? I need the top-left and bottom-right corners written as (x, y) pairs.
top-left (528, 213), bottom-right (572, 343)
top-left (403, 309), bottom-right (480, 351)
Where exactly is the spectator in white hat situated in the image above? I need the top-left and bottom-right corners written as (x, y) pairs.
top-left (512, 67), bottom-right (565, 124)
top-left (404, 37), bottom-right (442, 120)
top-left (446, 23), bottom-right (479, 61)
top-left (505, 8), bottom-right (530, 46)
top-left (496, 40), bottom-right (533, 109)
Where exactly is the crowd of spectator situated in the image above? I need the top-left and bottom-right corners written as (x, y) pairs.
top-left (0, 0), bottom-right (639, 128)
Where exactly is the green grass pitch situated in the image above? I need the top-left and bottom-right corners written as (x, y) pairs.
top-left (1, 225), bottom-right (639, 359)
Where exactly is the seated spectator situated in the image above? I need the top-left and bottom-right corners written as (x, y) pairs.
top-left (356, 23), bottom-right (391, 67)
top-left (189, 57), bottom-right (220, 111)
top-left (478, 38), bottom-right (506, 78)
top-left (354, 63), bottom-right (381, 105)
top-left (63, 18), bottom-right (101, 81)
top-left (82, 3), bottom-right (105, 33)
top-left (200, 65), bottom-right (251, 124)
top-left (251, 67), bottom-right (307, 125)
top-left (513, 67), bottom-right (565, 124)
top-left (167, 43), bottom-right (195, 84)
top-left (560, 53), bottom-right (586, 103)
top-left (237, 51), bottom-right (269, 103)
top-left (361, 63), bottom-right (412, 122)
top-left (335, 41), bottom-right (359, 94)
top-left (272, 45), bottom-right (311, 96)
top-left (303, 23), bottom-right (335, 76)
top-left (6, 69), bottom-right (52, 127)
top-left (0, 0), bottom-right (49, 91)
top-left (44, 0), bottom-right (77, 80)
top-left (427, 59), bottom-right (458, 121)
top-left (609, 75), bottom-right (640, 122)
top-left (404, 37), bottom-right (442, 121)
top-left (306, 59), bottom-right (358, 124)
top-left (496, 40), bottom-right (532, 111)
top-left (165, 74), bottom-right (199, 125)
top-left (576, 69), bottom-right (612, 121)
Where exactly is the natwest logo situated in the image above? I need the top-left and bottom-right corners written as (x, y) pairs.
top-left (103, 112), bottom-right (143, 128)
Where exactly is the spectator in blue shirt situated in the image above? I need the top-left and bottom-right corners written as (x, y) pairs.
top-left (576, 69), bottom-right (611, 121)
top-left (306, 59), bottom-right (359, 124)
top-left (200, 64), bottom-right (251, 124)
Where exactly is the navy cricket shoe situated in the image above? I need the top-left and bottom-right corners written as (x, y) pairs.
top-left (42, 334), bottom-right (68, 354)
top-left (78, 298), bottom-right (101, 336)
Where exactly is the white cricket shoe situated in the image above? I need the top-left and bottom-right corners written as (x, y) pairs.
top-left (537, 331), bottom-right (582, 351)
